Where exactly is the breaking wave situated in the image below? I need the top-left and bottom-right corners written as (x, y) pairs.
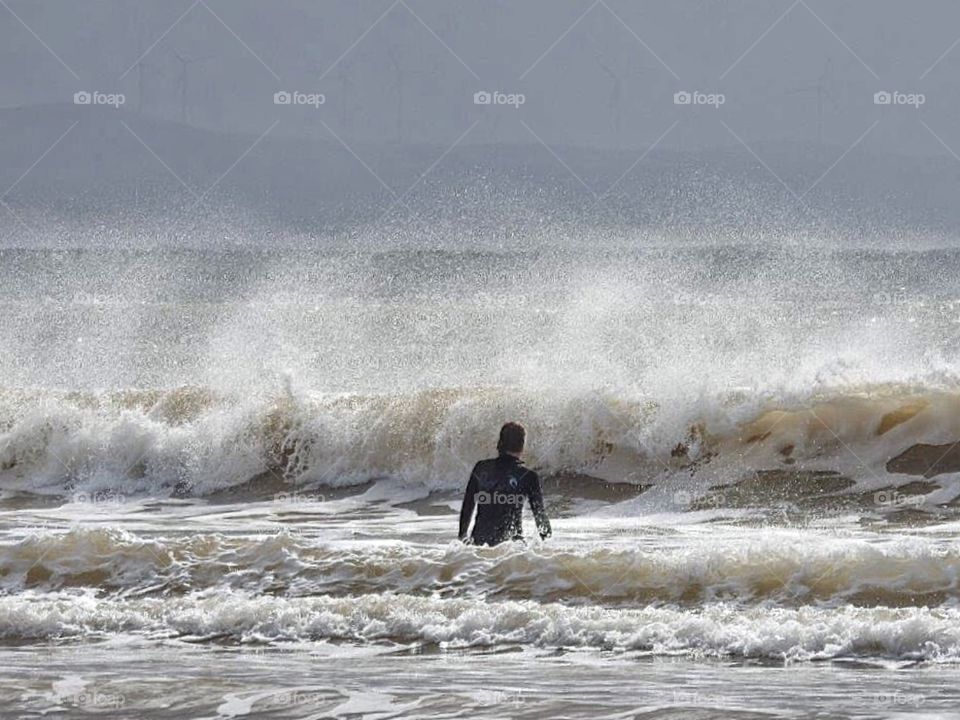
top-left (1, 383), bottom-right (960, 501)
top-left (3, 526), bottom-right (960, 608)
top-left (3, 590), bottom-right (960, 663)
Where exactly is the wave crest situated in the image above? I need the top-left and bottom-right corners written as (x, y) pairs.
top-left (4, 526), bottom-right (960, 608)
top-left (1, 383), bottom-right (959, 498)
top-left (3, 591), bottom-right (960, 662)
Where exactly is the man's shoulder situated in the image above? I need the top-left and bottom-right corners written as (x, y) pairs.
top-left (516, 464), bottom-right (541, 485)
top-left (472, 457), bottom-right (539, 484)
top-left (472, 458), bottom-right (499, 475)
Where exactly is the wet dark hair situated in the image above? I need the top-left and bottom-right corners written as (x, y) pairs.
top-left (497, 422), bottom-right (525, 454)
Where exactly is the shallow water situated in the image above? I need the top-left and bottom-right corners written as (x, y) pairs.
top-left (1, 492), bottom-right (960, 719)
top-left (3, 247), bottom-right (960, 718)
top-left (2, 641), bottom-right (957, 719)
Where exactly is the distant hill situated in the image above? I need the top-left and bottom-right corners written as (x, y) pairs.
top-left (1, 103), bottom-right (958, 248)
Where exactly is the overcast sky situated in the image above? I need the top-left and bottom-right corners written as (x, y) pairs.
top-left (3, 0), bottom-right (960, 157)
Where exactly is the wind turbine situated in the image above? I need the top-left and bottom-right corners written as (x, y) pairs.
top-left (589, 30), bottom-right (644, 152)
top-left (127, 6), bottom-right (159, 114)
top-left (594, 50), bottom-right (624, 150)
top-left (336, 59), bottom-right (356, 129)
top-left (385, 44), bottom-right (405, 144)
top-left (173, 51), bottom-right (214, 124)
top-left (788, 58), bottom-right (837, 147)
top-left (133, 52), bottom-right (160, 114)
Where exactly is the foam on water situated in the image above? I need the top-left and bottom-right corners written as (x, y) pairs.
top-left (0, 242), bottom-right (960, 502)
top-left (2, 382), bottom-right (960, 499)
top-left (2, 590), bottom-right (960, 663)
top-left (1, 246), bottom-right (959, 501)
top-left (2, 526), bottom-right (959, 608)
top-left (0, 246), bottom-right (959, 701)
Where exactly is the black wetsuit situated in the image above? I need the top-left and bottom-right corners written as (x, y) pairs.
top-left (458, 454), bottom-right (552, 546)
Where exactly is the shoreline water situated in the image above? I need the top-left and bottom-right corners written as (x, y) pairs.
top-left (1, 637), bottom-right (956, 719)
top-left (1, 245), bottom-right (960, 718)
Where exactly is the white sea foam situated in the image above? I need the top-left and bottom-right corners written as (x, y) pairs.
top-left (0, 246), bottom-right (957, 503)
top-left (1, 382), bottom-right (960, 500)
top-left (2, 591), bottom-right (959, 663)
top-left (2, 526), bottom-right (959, 607)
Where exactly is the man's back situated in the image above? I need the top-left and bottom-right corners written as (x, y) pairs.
top-left (459, 453), bottom-right (551, 546)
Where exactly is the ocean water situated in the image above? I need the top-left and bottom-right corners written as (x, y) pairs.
top-left (2, 246), bottom-right (960, 718)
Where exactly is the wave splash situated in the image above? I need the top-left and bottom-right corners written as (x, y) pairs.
top-left (3, 526), bottom-right (960, 608)
top-left (1, 382), bottom-right (960, 500)
top-left (3, 590), bottom-right (960, 663)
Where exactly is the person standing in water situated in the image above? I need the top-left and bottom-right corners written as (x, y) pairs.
top-left (459, 422), bottom-right (552, 546)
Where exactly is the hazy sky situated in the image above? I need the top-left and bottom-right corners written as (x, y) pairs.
top-left (4, 0), bottom-right (960, 156)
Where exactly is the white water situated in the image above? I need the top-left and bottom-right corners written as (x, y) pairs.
top-left (2, 246), bottom-right (960, 719)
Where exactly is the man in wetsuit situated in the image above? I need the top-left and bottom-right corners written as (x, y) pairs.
top-left (458, 422), bottom-right (552, 546)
